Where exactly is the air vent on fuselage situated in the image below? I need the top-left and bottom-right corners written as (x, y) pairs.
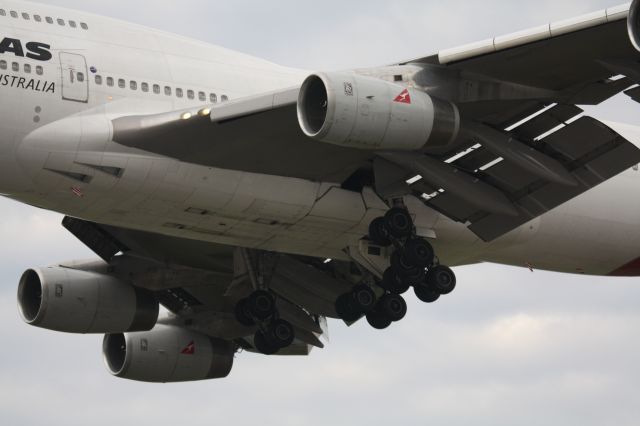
top-left (44, 168), bottom-right (92, 183)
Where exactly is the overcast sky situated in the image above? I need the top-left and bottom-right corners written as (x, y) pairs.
top-left (1, 1), bottom-right (640, 425)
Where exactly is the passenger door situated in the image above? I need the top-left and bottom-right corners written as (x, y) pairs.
top-left (59, 52), bottom-right (89, 103)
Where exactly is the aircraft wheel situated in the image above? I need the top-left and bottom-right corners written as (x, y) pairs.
top-left (384, 208), bottom-right (413, 239)
top-left (254, 330), bottom-right (279, 355)
top-left (234, 298), bottom-right (255, 326)
top-left (268, 319), bottom-right (295, 348)
top-left (366, 312), bottom-right (392, 330)
top-left (381, 268), bottom-right (411, 295)
top-left (369, 217), bottom-right (391, 246)
top-left (414, 282), bottom-right (440, 303)
top-left (378, 294), bottom-right (407, 322)
top-left (391, 251), bottom-right (425, 284)
top-left (427, 266), bottom-right (457, 295)
top-left (351, 284), bottom-right (377, 314)
top-left (404, 238), bottom-right (435, 268)
top-left (335, 294), bottom-right (362, 322)
top-left (247, 290), bottom-right (276, 320)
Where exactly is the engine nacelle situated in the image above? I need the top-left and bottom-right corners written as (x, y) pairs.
top-left (297, 72), bottom-right (459, 151)
top-left (629, 0), bottom-right (640, 51)
top-left (17, 267), bottom-right (158, 334)
top-left (103, 325), bottom-right (234, 383)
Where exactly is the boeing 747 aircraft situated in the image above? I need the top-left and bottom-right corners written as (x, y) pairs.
top-left (5, 0), bottom-right (640, 382)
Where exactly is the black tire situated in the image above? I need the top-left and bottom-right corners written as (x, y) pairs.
top-left (378, 294), bottom-right (407, 322)
top-left (351, 284), bottom-right (377, 313)
top-left (269, 319), bottom-right (295, 348)
top-left (335, 293), bottom-right (361, 322)
top-left (381, 268), bottom-right (411, 295)
top-left (369, 217), bottom-right (391, 246)
top-left (254, 331), bottom-right (279, 355)
top-left (234, 298), bottom-right (255, 326)
top-left (366, 312), bottom-right (392, 330)
top-left (427, 266), bottom-right (457, 295)
top-left (404, 238), bottom-right (435, 268)
top-left (414, 283), bottom-right (440, 303)
top-left (390, 251), bottom-right (424, 284)
top-left (248, 290), bottom-right (276, 320)
top-left (384, 208), bottom-right (413, 239)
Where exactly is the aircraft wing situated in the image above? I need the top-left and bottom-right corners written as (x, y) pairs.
top-left (61, 216), bottom-right (355, 354)
top-left (110, 2), bottom-right (640, 242)
top-left (111, 88), bottom-right (371, 183)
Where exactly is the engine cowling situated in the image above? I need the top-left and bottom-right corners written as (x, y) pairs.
top-left (629, 0), bottom-right (640, 51)
top-left (297, 72), bottom-right (459, 151)
top-left (103, 325), bottom-right (235, 383)
top-left (17, 267), bottom-right (158, 334)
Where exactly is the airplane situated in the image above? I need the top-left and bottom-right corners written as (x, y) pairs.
top-left (4, 0), bottom-right (640, 383)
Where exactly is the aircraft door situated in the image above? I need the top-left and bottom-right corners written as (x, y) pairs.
top-left (59, 52), bottom-right (89, 103)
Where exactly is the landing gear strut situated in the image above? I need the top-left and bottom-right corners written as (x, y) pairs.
top-left (348, 205), bottom-right (458, 330)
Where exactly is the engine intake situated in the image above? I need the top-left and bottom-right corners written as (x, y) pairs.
top-left (629, 0), bottom-right (640, 51)
top-left (17, 267), bottom-right (158, 334)
top-left (103, 325), bottom-right (235, 383)
top-left (297, 72), bottom-right (459, 151)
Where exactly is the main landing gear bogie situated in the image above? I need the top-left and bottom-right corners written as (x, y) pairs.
top-left (235, 290), bottom-right (296, 355)
top-left (342, 206), bottom-right (458, 330)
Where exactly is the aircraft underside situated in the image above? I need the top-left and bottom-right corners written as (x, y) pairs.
top-left (4, 0), bottom-right (640, 382)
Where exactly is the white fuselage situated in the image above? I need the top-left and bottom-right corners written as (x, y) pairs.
top-left (1, 0), bottom-right (639, 277)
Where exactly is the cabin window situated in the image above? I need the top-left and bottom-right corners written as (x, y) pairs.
top-left (57, 18), bottom-right (65, 26)
top-left (21, 13), bottom-right (29, 20)
top-left (107, 77), bottom-right (114, 87)
top-left (176, 88), bottom-right (183, 98)
top-left (221, 95), bottom-right (229, 102)
top-left (210, 93), bottom-right (217, 103)
top-left (164, 86), bottom-right (172, 96)
top-left (34, 15), bottom-right (41, 22)
top-left (0, 10), bottom-right (5, 17)
top-left (141, 82), bottom-right (149, 92)
top-left (118, 79), bottom-right (125, 88)
top-left (130, 80), bottom-right (137, 90)
top-left (77, 72), bottom-right (85, 82)
top-left (10, 11), bottom-right (17, 18)
top-left (45, 16), bottom-right (53, 24)
top-left (69, 20), bottom-right (77, 28)
top-left (0, 60), bottom-right (6, 70)
top-left (24, 64), bottom-right (31, 73)
top-left (36, 65), bottom-right (43, 75)
top-left (153, 84), bottom-right (160, 94)
top-left (187, 89), bottom-right (195, 100)
top-left (198, 91), bottom-right (206, 102)
top-left (80, 22), bottom-right (88, 30)
top-left (95, 75), bottom-right (102, 85)
top-left (12, 62), bottom-right (18, 72)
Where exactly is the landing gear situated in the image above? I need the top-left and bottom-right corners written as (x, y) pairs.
top-left (413, 266), bottom-right (456, 303)
top-left (364, 294), bottom-right (407, 330)
top-left (427, 266), bottom-right (457, 295)
top-left (384, 208), bottom-right (413, 238)
top-left (362, 205), bottom-right (458, 329)
top-left (377, 294), bottom-right (407, 322)
top-left (235, 289), bottom-right (296, 355)
top-left (335, 284), bottom-right (377, 322)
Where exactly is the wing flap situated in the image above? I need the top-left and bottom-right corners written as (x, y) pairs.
top-left (412, 116), bottom-right (640, 241)
top-left (469, 119), bottom-right (640, 241)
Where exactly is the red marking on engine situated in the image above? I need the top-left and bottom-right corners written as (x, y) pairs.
top-left (181, 341), bottom-right (195, 355)
top-left (394, 89), bottom-right (411, 104)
